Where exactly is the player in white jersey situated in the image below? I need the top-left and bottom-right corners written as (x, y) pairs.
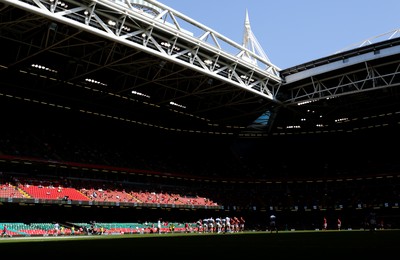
top-left (225, 216), bottom-right (231, 233)
top-left (215, 217), bottom-right (222, 233)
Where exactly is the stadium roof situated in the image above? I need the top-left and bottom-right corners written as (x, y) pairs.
top-left (1, 1), bottom-right (400, 139)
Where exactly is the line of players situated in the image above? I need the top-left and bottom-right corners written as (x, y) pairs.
top-left (195, 216), bottom-right (245, 233)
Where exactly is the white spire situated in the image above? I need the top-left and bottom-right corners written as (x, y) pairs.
top-left (239, 9), bottom-right (271, 64)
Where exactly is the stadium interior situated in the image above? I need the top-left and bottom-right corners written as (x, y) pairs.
top-left (0, 0), bottom-right (399, 236)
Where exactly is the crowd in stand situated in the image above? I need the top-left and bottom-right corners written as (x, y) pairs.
top-left (0, 174), bottom-right (218, 207)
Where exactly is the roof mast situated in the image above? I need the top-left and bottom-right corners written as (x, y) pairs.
top-left (239, 9), bottom-right (272, 65)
